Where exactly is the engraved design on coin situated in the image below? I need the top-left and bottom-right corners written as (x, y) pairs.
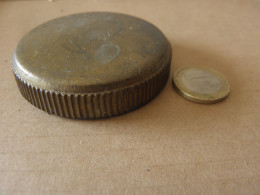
top-left (181, 69), bottom-right (222, 95)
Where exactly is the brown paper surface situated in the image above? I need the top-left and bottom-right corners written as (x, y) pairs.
top-left (0, 0), bottom-right (259, 194)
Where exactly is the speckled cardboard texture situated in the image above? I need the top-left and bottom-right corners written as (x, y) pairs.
top-left (0, 0), bottom-right (259, 194)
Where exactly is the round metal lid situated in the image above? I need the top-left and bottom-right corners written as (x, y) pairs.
top-left (12, 12), bottom-right (172, 119)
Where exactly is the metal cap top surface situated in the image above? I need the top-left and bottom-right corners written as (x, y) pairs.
top-left (13, 12), bottom-right (171, 93)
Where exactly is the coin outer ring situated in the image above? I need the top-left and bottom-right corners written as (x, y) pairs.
top-left (173, 66), bottom-right (230, 104)
top-left (12, 57), bottom-right (171, 119)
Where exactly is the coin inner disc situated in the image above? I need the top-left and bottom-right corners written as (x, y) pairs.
top-left (181, 69), bottom-right (222, 95)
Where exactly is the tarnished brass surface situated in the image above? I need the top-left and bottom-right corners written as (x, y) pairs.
top-left (173, 66), bottom-right (230, 104)
top-left (12, 12), bottom-right (172, 118)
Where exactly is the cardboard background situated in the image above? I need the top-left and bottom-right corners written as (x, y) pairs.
top-left (0, 0), bottom-right (259, 194)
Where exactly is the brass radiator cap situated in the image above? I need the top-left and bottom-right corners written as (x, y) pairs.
top-left (12, 12), bottom-right (172, 119)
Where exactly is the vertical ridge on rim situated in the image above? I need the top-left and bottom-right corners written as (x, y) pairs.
top-left (128, 87), bottom-right (134, 111)
top-left (117, 90), bottom-right (124, 114)
top-left (25, 83), bottom-right (33, 104)
top-left (87, 94), bottom-right (94, 119)
top-left (79, 95), bottom-right (87, 118)
top-left (35, 88), bottom-right (43, 111)
top-left (16, 77), bottom-right (24, 98)
top-left (32, 87), bottom-right (41, 110)
top-left (21, 80), bottom-right (28, 101)
top-left (146, 80), bottom-right (151, 102)
top-left (93, 94), bottom-right (101, 118)
top-left (66, 94), bottom-right (75, 118)
top-left (124, 88), bottom-right (130, 112)
top-left (84, 95), bottom-right (90, 118)
top-left (28, 84), bottom-right (36, 107)
top-left (133, 85), bottom-right (138, 108)
top-left (54, 93), bottom-right (63, 117)
top-left (124, 89), bottom-right (128, 112)
top-left (136, 84), bottom-right (141, 107)
top-left (38, 89), bottom-right (47, 112)
top-left (99, 93), bottom-right (106, 118)
top-left (48, 92), bottom-right (57, 115)
top-left (44, 92), bottom-right (52, 114)
top-left (42, 90), bottom-right (51, 114)
top-left (150, 77), bottom-right (154, 101)
top-left (105, 92), bottom-right (112, 117)
top-left (72, 94), bottom-right (81, 118)
top-left (141, 82), bottom-right (146, 105)
top-left (111, 91), bottom-right (118, 116)
top-left (20, 80), bottom-right (28, 100)
top-left (51, 92), bottom-right (58, 116)
top-left (60, 94), bottom-right (69, 118)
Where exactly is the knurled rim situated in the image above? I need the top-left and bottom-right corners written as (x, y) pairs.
top-left (12, 59), bottom-right (171, 119)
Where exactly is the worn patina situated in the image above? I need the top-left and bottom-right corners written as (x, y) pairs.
top-left (12, 12), bottom-right (172, 118)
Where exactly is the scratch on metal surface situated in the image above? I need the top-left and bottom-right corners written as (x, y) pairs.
top-left (107, 31), bottom-right (111, 38)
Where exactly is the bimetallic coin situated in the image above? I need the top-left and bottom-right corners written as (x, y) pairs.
top-left (173, 66), bottom-right (230, 104)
